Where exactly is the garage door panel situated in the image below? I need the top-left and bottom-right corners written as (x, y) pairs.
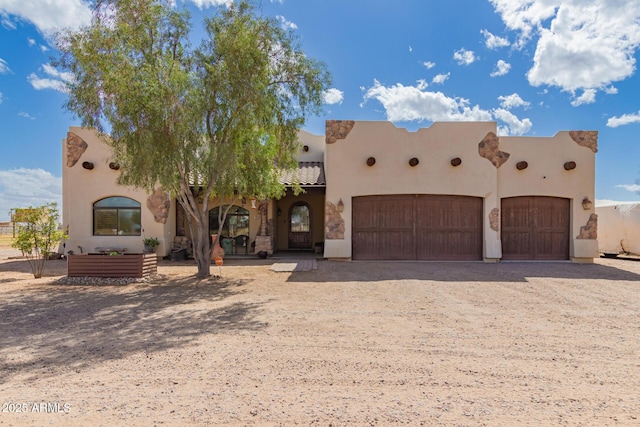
top-left (502, 197), bottom-right (569, 260)
top-left (353, 195), bottom-right (483, 261)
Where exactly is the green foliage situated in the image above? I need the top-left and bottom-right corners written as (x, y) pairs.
top-left (11, 203), bottom-right (67, 279)
top-left (143, 237), bottom-right (160, 248)
top-left (55, 0), bottom-right (331, 277)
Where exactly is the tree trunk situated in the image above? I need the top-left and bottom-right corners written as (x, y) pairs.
top-left (190, 218), bottom-right (211, 278)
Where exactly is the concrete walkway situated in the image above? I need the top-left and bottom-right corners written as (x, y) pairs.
top-left (270, 258), bottom-right (318, 272)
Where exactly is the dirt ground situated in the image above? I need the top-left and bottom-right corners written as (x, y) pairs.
top-left (0, 248), bottom-right (639, 426)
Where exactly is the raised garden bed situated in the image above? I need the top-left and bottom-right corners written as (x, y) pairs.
top-left (67, 253), bottom-right (157, 278)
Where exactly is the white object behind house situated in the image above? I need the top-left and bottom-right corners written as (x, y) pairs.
top-left (596, 202), bottom-right (640, 256)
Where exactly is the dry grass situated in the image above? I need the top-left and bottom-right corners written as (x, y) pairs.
top-left (0, 234), bottom-right (14, 249)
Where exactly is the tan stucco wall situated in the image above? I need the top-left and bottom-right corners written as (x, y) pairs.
top-left (62, 127), bottom-right (175, 256)
top-left (323, 121), bottom-right (597, 261)
top-left (498, 132), bottom-right (598, 260)
top-left (324, 121), bottom-right (500, 259)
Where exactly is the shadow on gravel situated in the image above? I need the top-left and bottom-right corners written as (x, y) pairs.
top-left (286, 259), bottom-right (640, 283)
top-left (0, 276), bottom-right (265, 382)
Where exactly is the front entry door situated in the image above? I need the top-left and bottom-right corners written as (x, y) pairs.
top-left (288, 202), bottom-right (312, 249)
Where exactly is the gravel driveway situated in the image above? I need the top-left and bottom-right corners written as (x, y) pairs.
top-left (1, 256), bottom-right (639, 425)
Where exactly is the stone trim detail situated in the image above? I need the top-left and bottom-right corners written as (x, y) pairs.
top-left (66, 132), bottom-right (88, 167)
top-left (569, 130), bottom-right (598, 153)
top-left (146, 188), bottom-right (171, 224)
top-left (326, 120), bottom-right (355, 144)
top-left (325, 201), bottom-right (345, 239)
top-left (577, 213), bottom-right (598, 239)
top-left (489, 208), bottom-right (500, 232)
top-left (478, 132), bottom-right (510, 168)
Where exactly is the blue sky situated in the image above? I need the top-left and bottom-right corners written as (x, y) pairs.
top-left (1, 0), bottom-right (640, 221)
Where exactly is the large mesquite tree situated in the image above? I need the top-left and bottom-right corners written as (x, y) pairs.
top-left (56, 0), bottom-right (330, 278)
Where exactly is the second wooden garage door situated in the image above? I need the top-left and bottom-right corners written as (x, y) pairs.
top-left (352, 195), bottom-right (483, 260)
top-left (501, 196), bottom-right (570, 260)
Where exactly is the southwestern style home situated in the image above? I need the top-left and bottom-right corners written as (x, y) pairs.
top-left (62, 121), bottom-right (598, 262)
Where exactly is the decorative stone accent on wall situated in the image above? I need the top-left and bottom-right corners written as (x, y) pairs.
top-left (489, 208), bottom-right (500, 232)
top-left (146, 188), bottom-right (171, 224)
top-left (326, 120), bottom-right (355, 144)
top-left (325, 201), bottom-right (345, 239)
top-left (66, 132), bottom-right (88, 167)
top-left (577, 213), bottom-right (598, 239)
top-left (258, 200), bottom-right (270, 236)
top-left (478, 132), bottom-right (510, 168)
top-left (569, 130), bottom-right (598, 153)
top-left (254, 235), bottom-right (273, 255)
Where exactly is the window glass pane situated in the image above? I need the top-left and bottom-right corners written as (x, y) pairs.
top-left (118, 209), bottom-right (141, 235)
top-left (93, 197), bottom-right (141, 236)
top-left (94, 209), bottom-right (118, 235)
top-left (291, 205), bottom-right (310, 232)
top-left (209, 205), bottom-right (250, 238)
top-left (95, 197), bottom-right (141, 208)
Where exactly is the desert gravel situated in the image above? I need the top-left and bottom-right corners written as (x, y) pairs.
top-left (1, 254), bottom-right (639, 426)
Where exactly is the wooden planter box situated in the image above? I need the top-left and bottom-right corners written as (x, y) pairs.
top-left (67, 253), bottom-right (157, 278)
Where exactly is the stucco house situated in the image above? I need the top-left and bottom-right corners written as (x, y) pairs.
top-left (62, 121), bottom-right (598, 262)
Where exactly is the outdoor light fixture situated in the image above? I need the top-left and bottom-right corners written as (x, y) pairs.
top-left (241, 197), bottom-right (246, 205)
top-left (582, 197), bottom-right (593, 210)
top-left (337, 199), bottom-right (344, 213)
top-left (277, 207), bottom-right (282, 216)
top-left (251, 199), bottom-right (257, 209)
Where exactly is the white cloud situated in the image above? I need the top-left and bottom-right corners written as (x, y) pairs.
top-left (423, 61), bottom-right (436, 69)
top-left (0, 58), bottom-right (10, 74)
top-left (27, 63), bottom-right (73, 92)
top-left (0, 0), bottom-right (92, 36)
top-left (570, 88), bottom-right (596, 107)
top-left (27, 37), bottom-right (35, 46)
top-left (481, 29), bottom-right (510, 49)
top-left (604, 86), bottom-right (618, 95)
top-left (408, 45), bottom-right (413, 52)
top-left (324, 88), bottom-right (344, 105)
top-left (190, 0), bottom-right (234, 8)
top-left (270, 0), bottom-right (284, 3)
top-left (432, 73), bottom-right (450, 85)
top-left (0, 92), bottom-right (3, 104)
top-left (362, 79), bottom-right (493, 123)
top-left (276, 15), bottom-right (297, 30)
top-left (490, 59), bottom-right (511, 77)
top-left (607, 111), bottom-right (640, 128)
top-left (493, 108), bottom-right (532, 135)
top-left (18, 112), bottom-right (35, 120)
top-left (0, 168), bottom-right (62, 222)
top-left (362, 80), bottom-right (533, 135)
top-left (453, 48), bottom-right (477, 66)
top-left (40, 44), bottom-right (49, 52)
top-left (491, 0), bottom-right (640, 97)
top-left (498, 93), bottom-right (530, 109)
top-left (616, 184), bottom-right (640, 193)
top-left (1, 12), bottom-right (16, 30)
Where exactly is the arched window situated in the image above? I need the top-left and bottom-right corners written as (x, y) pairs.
top-left (290, 203), bottom-right (310, 232)
top-left (209, 205), bottom-right (249, 237)
top-left (93, 196), bottom-right (141, 236)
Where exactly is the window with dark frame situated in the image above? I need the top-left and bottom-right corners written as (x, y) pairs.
top-left (93, 196), bottom-right (142, 236)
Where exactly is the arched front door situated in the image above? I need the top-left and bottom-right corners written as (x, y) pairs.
top-left (288, 202), bottom-right (312, 249)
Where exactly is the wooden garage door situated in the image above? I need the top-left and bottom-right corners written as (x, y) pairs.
top-left (501, 196), bottom-right (570, 260)
top-left (352, 195), bottom-right (483, 261)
